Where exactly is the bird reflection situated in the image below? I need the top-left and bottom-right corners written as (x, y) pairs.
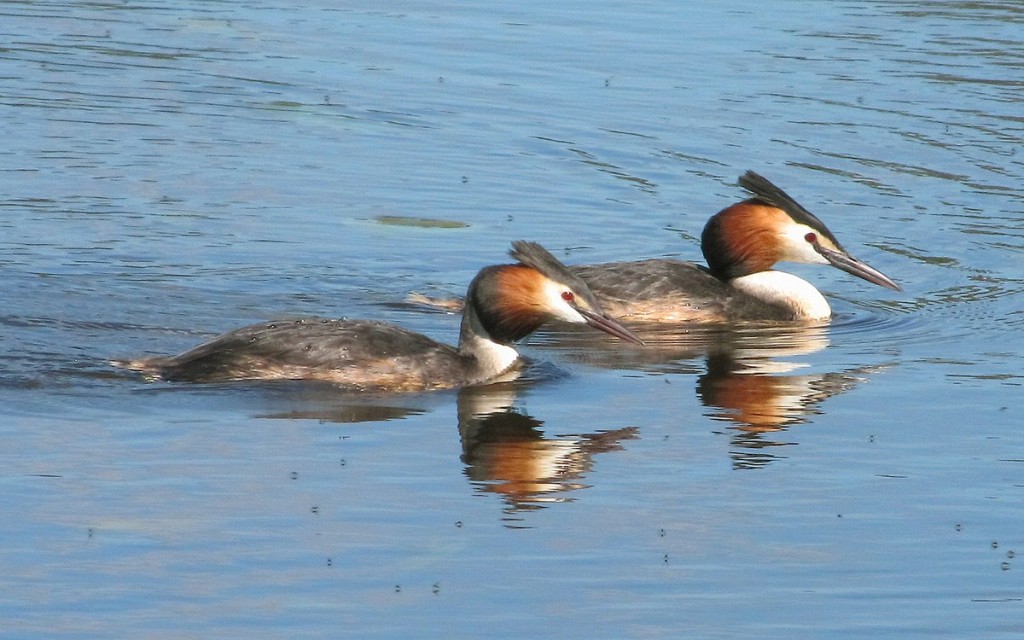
top-left (696, 349), bottom-right (888, 468)
top-left (254, 319), bottom-right (889, 482)
top-left (254, 377), bottom-right (638, 521)
top-left (456, 384), bottom-right (637, 521)
top-left (253, 380), bottom-right (435, 422)
top-left (534, 321), bottom-right (888, 469)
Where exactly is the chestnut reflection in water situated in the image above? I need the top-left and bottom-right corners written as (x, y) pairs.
top-left (457, 387), bottom-right (637, 516)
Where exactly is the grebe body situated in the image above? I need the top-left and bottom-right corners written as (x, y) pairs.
top-left (113, 241), bottom-right (642, 391)
top-left (409, 173), bottom-right (900, 324)
top-left (572, 259), bottom-right (805, 323)
top-left (571, 171), bottom-right (901, 323)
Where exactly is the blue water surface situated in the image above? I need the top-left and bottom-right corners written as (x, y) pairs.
top-left (1, 1), bottom-right (1022, 638)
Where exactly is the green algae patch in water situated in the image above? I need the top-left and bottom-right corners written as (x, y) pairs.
top-left (374, 215), bottom-right (469, 229)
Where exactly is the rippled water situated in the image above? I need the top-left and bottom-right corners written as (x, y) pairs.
top-left (2, 1), bottom-right (1023, 638)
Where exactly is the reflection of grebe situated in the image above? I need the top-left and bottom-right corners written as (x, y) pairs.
top-left (699, 350), bottom-right (844, 433)
top-left (457, 386), bottom-right (637, 513)
top-left (697, 348), bottom-right (891, 469)
top-left (112, 241), bottom-right (641, 391)
top-left (413, 172), bottom-right (901, 323)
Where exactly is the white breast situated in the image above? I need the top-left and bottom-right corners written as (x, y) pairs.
top-left (730, 271), bottom-right (832, 320)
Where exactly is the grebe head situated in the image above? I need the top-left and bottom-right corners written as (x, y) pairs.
top-left (467, 241), bottom-right (644, 345)
top-left (701, 171), bottom-right (902, 291)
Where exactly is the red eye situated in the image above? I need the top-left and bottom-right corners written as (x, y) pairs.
top-left (805, 232), bottom-right (817, 243)
top-left (561, 291), bottom-right (575, 302)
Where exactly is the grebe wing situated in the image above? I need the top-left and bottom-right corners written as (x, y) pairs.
top-left (573, 260), bottom-right (797, 323)
top-left (124, 317), bottom-right (460, 384)
top-left (573, 259), bottom-right (724, 302)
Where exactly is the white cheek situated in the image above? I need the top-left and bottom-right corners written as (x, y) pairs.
top-left (780, 224), bottom-right (829, 265)
top-left (541, 281), bottom-right (587, 324)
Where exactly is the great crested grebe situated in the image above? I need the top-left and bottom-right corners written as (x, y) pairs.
top-left (571, 171), bottom-right (901, 322)
top-left (112, 241), bottom-right (642, 391)
top-left (409, 173), bottom-right (900, 323)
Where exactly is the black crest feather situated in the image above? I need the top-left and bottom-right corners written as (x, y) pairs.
top-left (508, 240), bottom-right (603, 309)
top-left (737, 171), bottom-right (844, 249)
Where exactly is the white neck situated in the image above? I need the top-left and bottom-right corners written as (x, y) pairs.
top-left (730, 271), bottom-right (832, 320)
top-left (459, 333), bottom-right (522, 385)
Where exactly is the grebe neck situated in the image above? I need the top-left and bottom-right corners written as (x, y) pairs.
top-left (455, 266), bottom-right (533, 384)
top-left (457, 306), bottom-right (520, 384)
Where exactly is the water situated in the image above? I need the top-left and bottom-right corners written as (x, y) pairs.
top-left (2, 1), bottom-right (1022, 638)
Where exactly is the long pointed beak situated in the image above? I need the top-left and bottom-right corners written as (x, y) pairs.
top-left (815, 243), bottom-right (902, 292)
top-left (577, 309), bottom-right (645, 345)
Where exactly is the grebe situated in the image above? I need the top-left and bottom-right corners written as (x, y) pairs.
top-left (572, 171), bottom-right (902, 322)
top-left (112, 241), bottom-right (642, 391)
